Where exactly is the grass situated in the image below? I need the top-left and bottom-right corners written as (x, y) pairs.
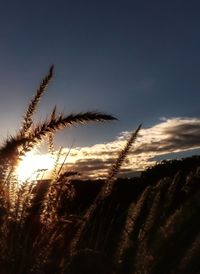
top-left (0, 67), bottom-right (200, 274)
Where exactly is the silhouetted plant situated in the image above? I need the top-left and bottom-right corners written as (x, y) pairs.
top-left (0, 67), bottom-right (199, 274)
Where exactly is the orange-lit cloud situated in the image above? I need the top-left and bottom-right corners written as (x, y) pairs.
top-left (56, 117), bottom-right (200, 179)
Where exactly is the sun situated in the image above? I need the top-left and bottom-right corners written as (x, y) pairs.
top-left (16, 152), bottom-right (55, 182)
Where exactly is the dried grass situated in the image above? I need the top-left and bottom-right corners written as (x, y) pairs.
top-left (0, 67), bottom-right (199, 274)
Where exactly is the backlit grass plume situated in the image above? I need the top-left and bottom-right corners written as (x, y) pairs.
top-left (48, 106), bottom-right (57, 154)
top-left (103, 123), bottom-right (142, 197)
top-left (0, 65), bottom-right (116, 181)
top-left (21, 65), bottom-right (54, 135)
top-left (69, 124), bottom-right (142, 256)
top-left (0, 111), bottom-right (116, 163)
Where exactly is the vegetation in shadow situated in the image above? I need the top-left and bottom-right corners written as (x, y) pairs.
top-left (0, 67), bottom-right (199, 274)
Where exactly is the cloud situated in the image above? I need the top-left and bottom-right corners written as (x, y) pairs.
top-left (55, 117), bottom-right (200, 179)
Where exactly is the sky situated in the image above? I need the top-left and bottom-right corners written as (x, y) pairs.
top-left (1, 0), bottom-right (200, 178)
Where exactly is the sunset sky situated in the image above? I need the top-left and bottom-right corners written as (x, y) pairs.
top-left (1, 0), bottom-right (200, 177)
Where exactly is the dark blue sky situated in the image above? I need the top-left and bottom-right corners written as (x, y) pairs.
top-left (1, 0), bottom-right (200, 148)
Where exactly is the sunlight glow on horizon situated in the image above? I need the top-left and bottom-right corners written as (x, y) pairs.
top-left (16, 152), bottom-right (55, 182)
top-left (14, 117), bottom-right (200, 181)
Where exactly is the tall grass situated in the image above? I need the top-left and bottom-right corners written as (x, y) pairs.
top-left (0, 67), bottom-right (199, 274)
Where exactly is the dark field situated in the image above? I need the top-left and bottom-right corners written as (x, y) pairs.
top-left (1, 156), bottom-right (200, 274)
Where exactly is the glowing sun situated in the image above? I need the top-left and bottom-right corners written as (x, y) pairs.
top-left (16, 152), bottom-right (55, 182)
